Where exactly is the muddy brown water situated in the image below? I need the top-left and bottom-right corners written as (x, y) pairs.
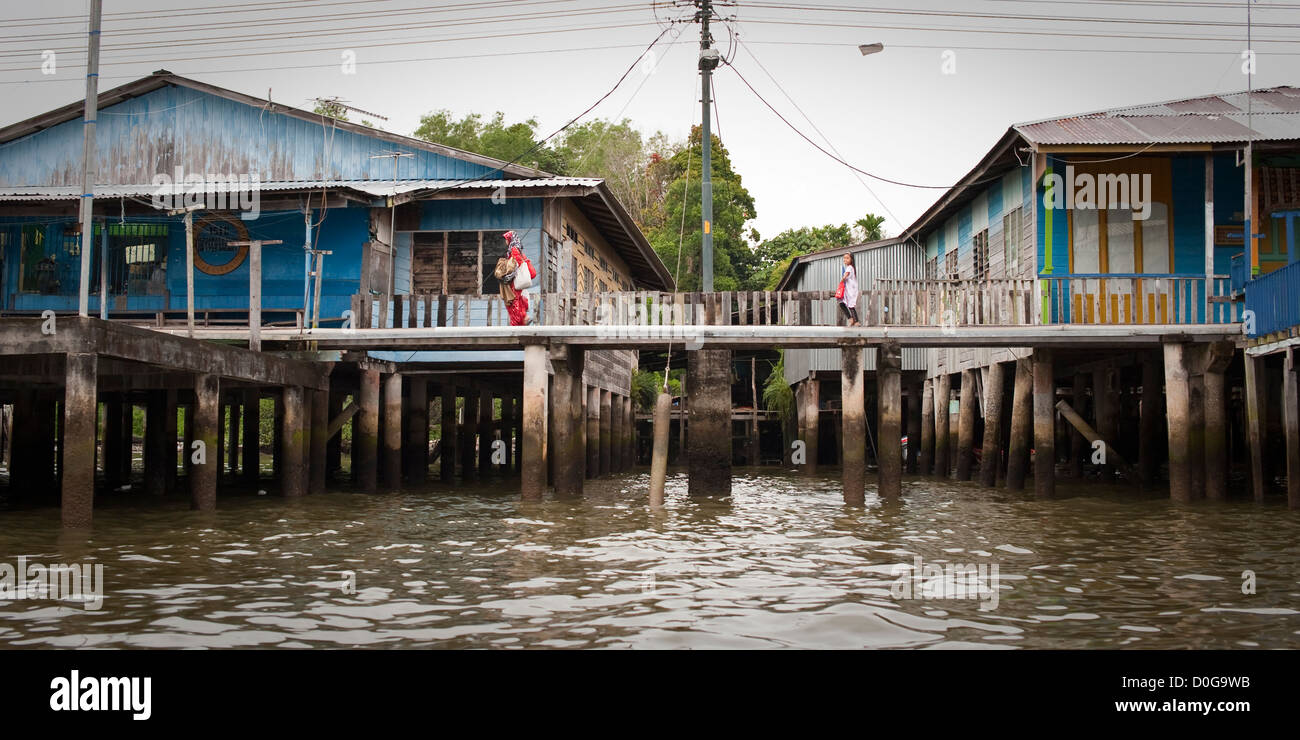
top-left (0, 469), bottom-right (1297, 648)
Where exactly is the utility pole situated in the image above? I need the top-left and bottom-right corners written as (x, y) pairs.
top-left (77, 0), bottom-right (103, 317)
top-left (694, 0), bottom-right (721, 293)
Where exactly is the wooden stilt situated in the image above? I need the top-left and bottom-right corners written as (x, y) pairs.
top-left (979, 362), bottom-right (1006, 487)
top-left (311, 386), bottom-right (328, 493)
top-left (1006, 358), bottom-right (1032, 491)
top-left (841, 344), bottom-right (867, 505)
top-left (1244, 352), bottom-right (1267, 502)
top-left (383, 373), bottom-right (403, 489)
top-left (1203, 342), bottom-right (1233, 501)
top-left (440, 383), bottom-right (457, 482)
top-left (356, 368), bottom-right (380, 494)
top-left (191, 373), bottom-right (220, 511)
top-left (956, 369), bottom-right (977, 480)
top-left (61, 353), bottom-right (97, 529)
top-left (934, 373), bottom-right (951, 478)
top-left (404, 377), bottom-right (427, 485)
top-left (1032, 349), bottom-right (1055, 498)
top-left (550, 345), bottom-right (585, 497)
top-left (586, 385), bottom-right (601, 479)
top-left (919, 379), bottom-right (934, 475)
top-left (906, 380), bottom-right (922, 475)
top-left (1163, 343), bottom-right (1193, 503)
top-left (281, 385), bottom-right (306, 498)
top-left (520, 343), bottom-right (549, 501)
top-left (878, 342), bottom-right (903, 500)
top-left (1285, 349), bottom-right (1300, 509)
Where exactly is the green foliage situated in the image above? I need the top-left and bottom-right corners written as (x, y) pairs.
top-left (762, 350), bottom-right (794, 424)
top-left (413, 110), bottom-right (565, 173)
top-left (313, 100), bottom-right (350, 121)
top-left (646, 126), bottom-right (757, 291)
top-left (632, 367), bottom-right (684, 412)
top-left (553, 119), bottom-right (682, 232)
top-left (748, 214), bottom-right (888, 290)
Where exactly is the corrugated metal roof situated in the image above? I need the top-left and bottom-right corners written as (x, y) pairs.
top-left (0, 177), bottom-right (603, 201)
top-left (1015, 86), bottom-right (1300, 145)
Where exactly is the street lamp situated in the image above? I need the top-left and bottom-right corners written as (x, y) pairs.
top-left (859, 42), bottom-right (884, 56)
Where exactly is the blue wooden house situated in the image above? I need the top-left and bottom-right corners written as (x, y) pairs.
top-left (0, 71), bottom-right (672, 333)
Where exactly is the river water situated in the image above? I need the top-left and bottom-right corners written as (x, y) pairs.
top-left (1, 470), bottom-right (1297, 649)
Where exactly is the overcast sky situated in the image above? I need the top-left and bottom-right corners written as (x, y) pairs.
top-left (3, 0), bottom-right (1299, 240)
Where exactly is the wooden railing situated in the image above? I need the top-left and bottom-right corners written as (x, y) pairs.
top-left (351, 276), bottom-right (1240, 331)
top-left (1244, 260), bottom-right (1300, 337)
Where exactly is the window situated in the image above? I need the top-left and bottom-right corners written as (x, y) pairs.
top-left (598, 256), bottom-right (608, 272)
top-left (973, 229), bottom-right (989, 280)
top-left (582, 266), bottom-right (594, 293)
top-left (598, 280), bottom-right (608, 293)
top-left (944, 250), bottom-right (959, 280)
top-left (925, 255), bottom-right (938, 280)
top-left (1003, 207), bottom-right (1021, 277)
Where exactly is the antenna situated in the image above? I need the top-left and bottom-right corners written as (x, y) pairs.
top-left (311, 96), bottom-right (390, 122)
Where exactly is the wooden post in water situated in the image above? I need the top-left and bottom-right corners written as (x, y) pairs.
top-left (933, 373), bottom-right (951, 478)
top-left (802, 378), bottom-right (820, 473)
top-left (919, 379), bottom-right (934, 475)
top-left (460, 386), bottom-right (478, 480)
top-left (979, 362), bottom-right (1006, 487)
top-left (956, 369), bottom-right (977, 481)
top-left (610, 393), bottom-right (623, 474)
top-left (841, 343), bottom-right (867, 505)
top-left (404, 378), bottom-right (427, 485)
top-left (1189, 367), bottom-right (1207, 500)
top-left (61, 353), bottom-right (97, 528)
top-left (586, 386), bottom-right (601, 478)
top-left (599, 390), bottom-right (613, 476)
top-left (356, 368), bottom-right (380, 494)
top-left (382, 373), bottom-right (403, 490)
top-left (1285, 348), bottom-right (1300, 509)
top-left (1006, 358), bottom-right (1032, 491)
top-left (906, 380), bottom-right (922, 475)
top-left (1203, 342), bottom-right (1233, 501)
top-left (1070, 372), bottom-right (1088, 479)
top-left (1163, 343), bottom-right (1193, 502)
top-left (144, 389), bottom-right (169, 497)
top-left (1094, 366), bottom-right (1120, 482)
top-left (1139, 354), bottom-right (1162, 487)
top-left (1032, 349), bottom-right (1055, 498)
top-left (477, 386), bottom-right (494, 476)
top-left (281, 385), bottom-right (306, 498)
top-left (440, 383), bottom-right (457, 482)
top-left (550, 344), bottom-right (585, 497)
top-left (878, 342), bottom-right (903, 500)
top-left (311, 386), bottom-right (328, 493)
top-left (242, 389), bottom-right (260, 484)
top-left (1243, 353), bottom-right (1267, 502)
top-left (624, 395), bottom-right (635, 468)
top-left (649, 391), bottom-right (672, 506)
top-left (192, 373), bottom-right (220, 511)
top-left (520, 343), bottom-right (549, 501)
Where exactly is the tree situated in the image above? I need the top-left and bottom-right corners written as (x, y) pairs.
top-left (554, 119), bottom-right (683, 233)
top-left (413, 110), bottom-right (564, 172)
top-left (747, 214), bottom-right (888, 290)
top-left (646, 126), bottom-right (757, 291)
top-left (854, 214), bottom-right (887, 243)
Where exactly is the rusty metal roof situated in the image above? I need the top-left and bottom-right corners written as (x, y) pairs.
top-left (0, 178), bottom-right (603, 201)
top-left (1015, 86), bottom-right (1300, 145)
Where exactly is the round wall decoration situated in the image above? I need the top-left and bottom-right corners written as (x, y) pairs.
top-left (193, 213), bottom-right (251, 275)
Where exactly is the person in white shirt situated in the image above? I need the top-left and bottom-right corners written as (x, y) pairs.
top-left (837, 252), bottom-right (860, 326)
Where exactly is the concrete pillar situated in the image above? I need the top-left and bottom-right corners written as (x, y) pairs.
top-left (1139, 354), bottom-right (1163, 487)
top-left (979, 362), bottom-right (1006, 487)
top-left (1189, 372), bottom-right (1207, 499)
top-left (1285, 349), bottom-right (1300, 509)
top-left (841, 344), bottom-right (867, 505)
top-left (801, 378), bottom-right (820, 472)
top-left (272, 393), bottom-right (284, 481)
top-left (688, 349), bottom-right (732, 496)
top-left (356, 368), bottom-right (380, 493)
top-left (521, 344), bottom-right (549, 500)
top-left (599, 390), bottom-right (613, 476)
top-left (906, 381), bottom-right (922, 474)
top-left (440, 383), bottom-right (457, 482)
top-left (610, 393), bottom-right (623, 473)
top-left (404, 377), bottom-right (427, 485)
top-left (550, 345), bottom-right (585, 497)
top-left (144, 390), bottom-right (169, 497)
top-left (460, 387), bottom-right (478, 480)
top-left (242, 389), bottom-right (260, 484)
top-left (1204, 344), bottom-right (1232, 501)
top-left (586, 385), bottom-right (601, 478)
top-left (919, 379), bottom-right (934, 475)
top-left (1244, 352), bottom-right (1267, 502)
top-left (1163, 343), bottom-right (1193, 502)
top-left (281, 385), bottom-right (306, 498)
top-left (476, 386), bottom-right (494, 475)
top-left (1070, 373), bottom-right (1088, 478)
top-left (1006, 358), bottom-right (1032, 491)
top-left (191, 373), bottom-right (220, 511)
top-left (878, 342), bottom-right (903, 500)
top-left (625, 395), bottom-right (635, 468)
top-left (103, 394), bottom-right (125, 488)
top-left (933, 373), bottom-right (951, 478)
top-left (956, 369), bottom-right (977, 481)
top-left (310, 386), bottom-right (328, 493)
top-left (383, 373), bottom-right (403, 490)
top-left (61, 353), bottom-right (97, 529)
top-left (1032, 350), bottom-right (1055, 498)
top-left (227, 398), bottom-right (241, 476)
top-left (501, 393), bottom-right (514, 472)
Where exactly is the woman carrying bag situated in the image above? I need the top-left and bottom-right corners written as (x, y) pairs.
top-left (837, 252), bottom-right (860, 327)
top-left (498, 231), bottom-right (536, 326)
